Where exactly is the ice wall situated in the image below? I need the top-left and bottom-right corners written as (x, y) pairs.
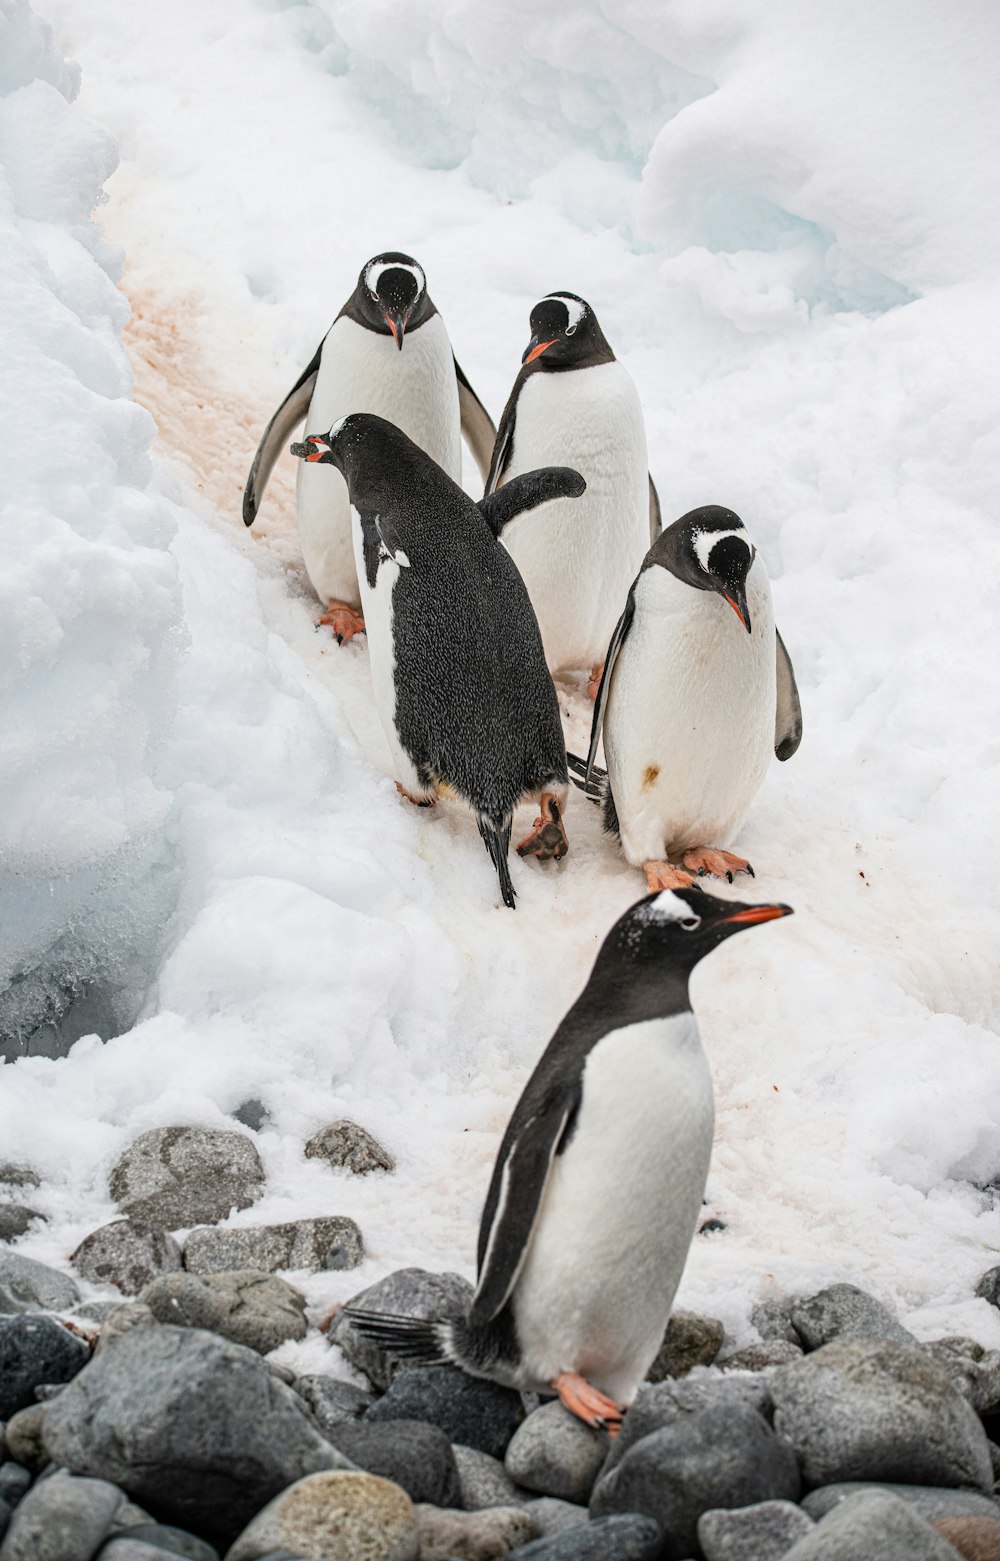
top-left (0, 0), bottom-right (181, 1058)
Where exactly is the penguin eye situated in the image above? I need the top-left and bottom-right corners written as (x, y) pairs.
top-left (565, 323), bottom-right (577, 336)
top-left (680, 916), bottom-right (701, 931)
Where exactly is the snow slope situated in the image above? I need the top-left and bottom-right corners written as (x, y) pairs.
top-left (3, 0), bottom-right (1000, 1360)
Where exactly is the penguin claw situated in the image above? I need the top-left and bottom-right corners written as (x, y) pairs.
top-left (319, 600), bottom-right (366, 643)
top-left (551, 1372), bottom-right (625, 1436)
top-left (516, 794), bottom-right (569, 862)
top-left (681, 846), bottom-right (753, 881)
top-left (643, 861), bottom-right (696, 893)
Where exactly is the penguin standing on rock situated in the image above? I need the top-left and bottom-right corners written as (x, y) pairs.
top-left (291, 414), bottom-right (585, 907)
top-left (581, 505), bottom-right (803, 893)
top-left (345, 886), bottom-right (793, 1430)
top-left (485, 292), bottom-right (659, 697)
top-left (244, 252), bottom-right (495, 643)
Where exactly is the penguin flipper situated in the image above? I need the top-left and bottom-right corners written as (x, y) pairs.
top-left (454, 355), bottom-right (497, 484)
top-left (774, 627), bottom-right (803, 760)
top-left (484, 381), bottom-right (519, 496)
top-left (478, 468), bottom-right (586, 539)
top-left (243, 341), bottom-right (322, 526)
top-left (649, 473), bottom-right (662, 543)
top-left (471, 1094), bottom-right (578, 1326)
top-left (585, 588), bottom-right (637, 784)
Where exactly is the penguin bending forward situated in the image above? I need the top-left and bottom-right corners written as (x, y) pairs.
top-left (244, 252), bottom-right (495, 643)
top-left (583, 505), bottom-right (803, 893)
top-left (485, 292), bottom-right (658, 697)
top-left (346, 886), bottom-right (792, 1429)
top-left (291, 414), bottom-right (585, 907)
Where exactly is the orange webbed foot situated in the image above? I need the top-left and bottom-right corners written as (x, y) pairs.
top-left (319, 600), bottom-right (366, 644)
top-left (516, 793), bottom-right (569, 862)
top-left (681, 846), bottom-right (754, 884)
top-left (643, 859), bottom-right (696, 893)
top-left (551, 1372), bottom-right (625, 1436)
top-left (587, 662), bottom-right (604, 701)
top-left (395, 781), bottom-right (436, 808)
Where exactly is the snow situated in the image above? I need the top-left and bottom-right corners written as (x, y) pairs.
top-left (2, 0), bottom-right (999, 1368)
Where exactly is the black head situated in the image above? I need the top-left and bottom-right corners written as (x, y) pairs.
top-left (291, 410), bottom-right (404, 487)
top-left (521, 292), bottom-right (614, 371)
top-left (613, 885), bottom-right (791, 967)
top-left (353, 252), bottom-right (430, 349)
top-left (652, 505), bottom-right (757, 633)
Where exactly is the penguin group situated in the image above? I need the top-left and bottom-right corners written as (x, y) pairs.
top-left (243, 249), bottom-right (802, 1432)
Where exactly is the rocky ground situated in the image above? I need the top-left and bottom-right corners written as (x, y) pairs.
top-left (3, 1129), bottom-right (1000, 1560)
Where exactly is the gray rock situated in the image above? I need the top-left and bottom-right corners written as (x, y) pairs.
top-left (42, 1324), bottom-right (353, 1547)
top-left (105, 1497), bottom-right (157, 1533)
top-left (698, 1500), bottom-right (815, 1560)
top-left (108, 1128), bottom-right (266, 1230)
top-left (0, 1253), bottom-right (79, 1315)
top-left (790, 1285), bottom-right (914, 1351)
top-left (504, 1401), bottom-right (608, 1503)
top-left (932, 1336), bottom-right (985, 1361)
top-left (590, 1400), bottom-right (800, 1560)
top-left (600, 1376), bottom-right (775, 1482)
top-left (320, 1420), bottom-right (461, 1508)
top-left (330, 1268), bottom-right (473, 1391)
top-left (182, 1217), bottom-right (362, 1276)
top-left (801, 1482), bottom-right (1000, 1522)
top-left (520, 1498), bottom-right (588, 1537)
top-left (102, 1522), bottom-right (219, 1558)
top-left (751, 1301), bottom-right (801, 1345)
top-left (3, 1404), bottom-right (48, 1470)
top-left (71, 1221), bottom-right (184, 1297)
top-left (232, 1099), bottom-right (269, 1133)
top-left (770, 1338), bottom-right (993, 1491)
top-left (305, 1120), bottom-right (395, 1175)
top-left (646, 1312), bottom-right (725, 1381)
top-left (0, 1470), bottom-right (122, 1559)
top-left (0, 1208), bottom-right (46, 1244)
top-left (510, 1514), bottom-right (664, 1559)
top-left (932, 1516), bottom-right (1000, 1560)
top-left (0, 1466), bottom-right (31, 1507)
top-left (975, 1268), bottom-right (1000, 1309)
top-left (365, 1365), bottom-right (524, 1461)
top-left (94, 1303), bottom-right (158, 1354)
top-left (452, 1445), bottom-right (527, 1512)
top-left (139, 1271), bottom-right (307, 1354)
top-left (927, 1344), bottom-right (1000, 1415)
top-left (0, 1168), bottom-right (39, 1193)
top-left (0, 1315), bottom-right (89, 1417)
top-left (226, 1470), bottom-right (418, 1561)
top-left (415, 1501), bottom-right (536, 1559)
top-left (0, 1501), bottom-right (9, 1542)
top-left (294, 1374), bottom-right (373, 1432)
top-left (73, 1302), bottom-right (124, 1325)
top-left (781, 1489), bottom-right (961, 1560)
top-left (721, 1341), bottom-right (804, 1372)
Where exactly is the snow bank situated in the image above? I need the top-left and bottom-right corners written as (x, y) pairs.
top-left (0, 0), bottom-right (180, 1057)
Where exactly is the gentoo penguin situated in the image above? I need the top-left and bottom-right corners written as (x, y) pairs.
top-left (583, 505), bottom-right (803, 893)
top-left (244, 252), bottom-right (495, 642)
top-left (345, 885), bottom-right (793, 1429)
top-left (291, 414), bottom-right (584, 907)
top-left (484, 292), bottom-right (658, 696)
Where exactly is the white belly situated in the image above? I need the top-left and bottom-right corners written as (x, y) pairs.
top-left (349, 509), bottom-right (425, 794)
top-left (605, 561), bottom-right (776, 865)
top-left (298, 313), bottom-right (461, 605)
top-left (511, 1014), bottom-right (713, 1403)
top-left (500, 363), bottom-right (649, 672)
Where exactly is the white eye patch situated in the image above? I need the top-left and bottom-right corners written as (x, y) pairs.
top-left (647, 890), bottom-right (696, 922)
top-left (692, 527), bottom-right (751, 574)
top-left (326, 414), bottom-right (350, 441)
top-left (365, 259), bottom-right (425, 300)
top-left (542, 294), bottom-right (586, 332)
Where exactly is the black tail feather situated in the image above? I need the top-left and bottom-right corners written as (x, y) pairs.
top-left (343, 1307), bottom-right (451, 1367)
top-left (566, 750), bottom-right (605, 804)
top-left (477, 813), bottom-right (516, 908)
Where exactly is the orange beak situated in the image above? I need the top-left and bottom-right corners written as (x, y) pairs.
top-left (522, 338), bottom-right (558, 365)
top-left (719, 904), bottom-right (792, 925)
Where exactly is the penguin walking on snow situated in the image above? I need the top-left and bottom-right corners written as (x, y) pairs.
top-left (485, 292), bottom-right (659, 697)
top-left (291, 414), bottom-right (585, 907)
top-left (345, 886), bottom-right (792, 1429)
top-left (581, 505), bottom-right (803, 893)
top-left (244, 252), bottom-right (495, 643)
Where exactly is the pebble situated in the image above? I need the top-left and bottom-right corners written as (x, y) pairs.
top-left (102, 1522), bottom-right (220, 1559)
top-left (232, 1099), bottom-right (270, 1132)
top-left (790, 1284), bottom-right (916, 1350)
top-left (139, 1270), bottom-right (307, 1353)
top-left (108, 1127), bottom-right (266, 1229)
top-left (226, 1470), bottom-right (418, 1561)
top-left (720, 1341), bottom-right (803, 1372)
top-left (504, 1401), bottom-right (608, 1504)
top-left (928, 1345), bottom-right (1000, 1416)
top-left (294, 1374), bottom-right (373, 1432)
top-left (182, 1217), bottom-right (363, 1276)
top-left (94, 1303), bottom-right (158, 1355)
top-left (71, 1220), bottom-right (183, 1296)
top-left (590, 1399), bottom-right (800, 1555)
top-left (751, 1301), bottom-right (802, 1345)
top-left (415, 1501), bottom-right (537, 1559)
top-left (0, 1252), bottom-right (80, 1315)
top-left (0, 1470), bottom-right (123, 1560)
top-left (509, 1513), bottom-right (664, 1560)
top-left (452, 1446), bottom-right (526, 1512)
top-left (0, 1207), bottom-right (46, 1243)
top-left (0, 1168), bottom-right (39, 1193)
top-left (770, 1338), bottom-right (994, 1492)
top-left (697, 1500), bottom-right (815, 1561)
top-left (976, 1269), bottom-right (1000, 1309)
top-left (801, 1482), bottom-right (1000, 1522)
top-left (520, 1499), bottom-right (588, 1538)
top-left (331, 1268), bottom-right (474, 1391)
top-left (600, 1376), bottom-right (775, 1482)
top-left (320, 1419), bottom-right (461, 1507)
top-left (305, 1121), bottom-right (395, 1175)
top-left (781, 1488), bottom-right (963, 1559)
top-left (43, 1324), bottom-right (353, 1548)
top-left (932, 1516), bottom-right (1000, 1561)
top-left (365, 1365), bottom-right (524, 1461)
top-left (3, 1402), bottom-right (49, 1470)
top-left (0, 1314), bottom-right (89, 1417)
top-left (646, 1312), bottom-right (725, 1381)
